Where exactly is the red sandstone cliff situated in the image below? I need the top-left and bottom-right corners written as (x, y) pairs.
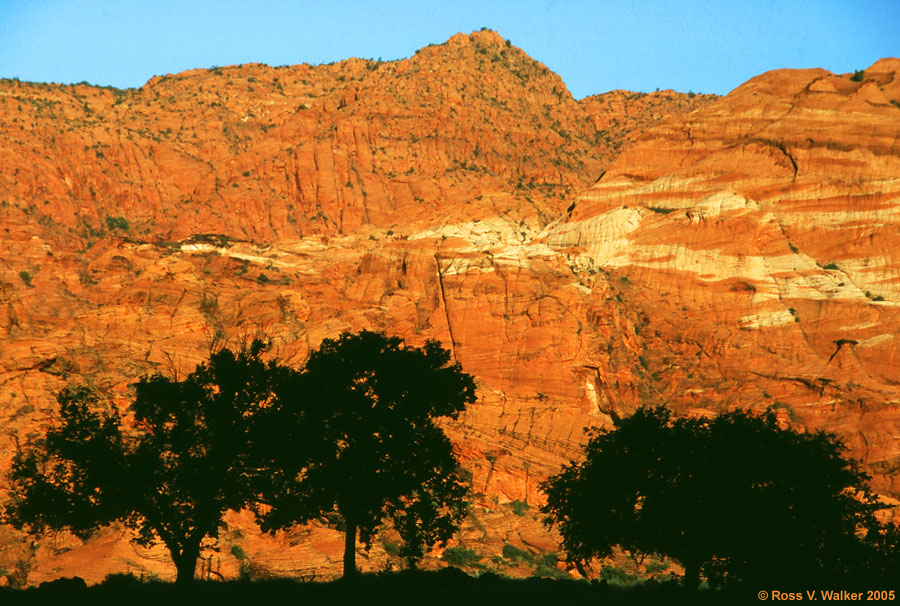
top-left (550, 57), bottom-right (900, 491)
top-left (1, 30), bottom-right (895, 584)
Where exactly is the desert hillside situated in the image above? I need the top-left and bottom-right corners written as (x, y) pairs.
top-left (2, 29), bottom-right (897, 584)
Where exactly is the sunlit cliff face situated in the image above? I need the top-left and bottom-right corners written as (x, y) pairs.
top-left (1, 31), bottom-right (897, 583)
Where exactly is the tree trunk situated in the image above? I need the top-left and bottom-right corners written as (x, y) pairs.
top-left (173, 544), bottom-right (200, 585)
top-left (343, 519), bottom-right (358, 578)
top-left (683, 559), bottom-right (700, 590)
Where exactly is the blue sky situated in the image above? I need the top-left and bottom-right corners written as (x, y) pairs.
top-left (0, 0), bottom-right (897, 98)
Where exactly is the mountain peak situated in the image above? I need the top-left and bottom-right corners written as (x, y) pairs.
top-left (447, 28), bottom-right (508, 48)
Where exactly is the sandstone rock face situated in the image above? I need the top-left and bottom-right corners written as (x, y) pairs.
top-left (0, 31), bottom-right (895, 583)
top-left (0, 30), bottom-right (598, 244)
top-left (550, 59), bottom-right (900, 496)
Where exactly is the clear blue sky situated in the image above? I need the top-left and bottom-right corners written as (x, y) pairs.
top-left (0, 0), bottom-right (897, 98)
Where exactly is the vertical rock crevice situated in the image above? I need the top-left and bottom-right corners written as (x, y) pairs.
top-left (433, 253), bottom-right (459, 360)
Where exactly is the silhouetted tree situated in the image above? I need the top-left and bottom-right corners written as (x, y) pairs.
top-left (258, 330), bottom-right (476, 577)
top-left (4, 342), bottom-right (288, 584)
top-left (541, 406), bottom-right (891, 588)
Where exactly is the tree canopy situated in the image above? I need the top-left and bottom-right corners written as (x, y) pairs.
top-left (258, 330), bottom-right (477, 576)
top-left (4, 342), bottom-right (288, 584)
top-left (540, 406), bottom-right (893, 588)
